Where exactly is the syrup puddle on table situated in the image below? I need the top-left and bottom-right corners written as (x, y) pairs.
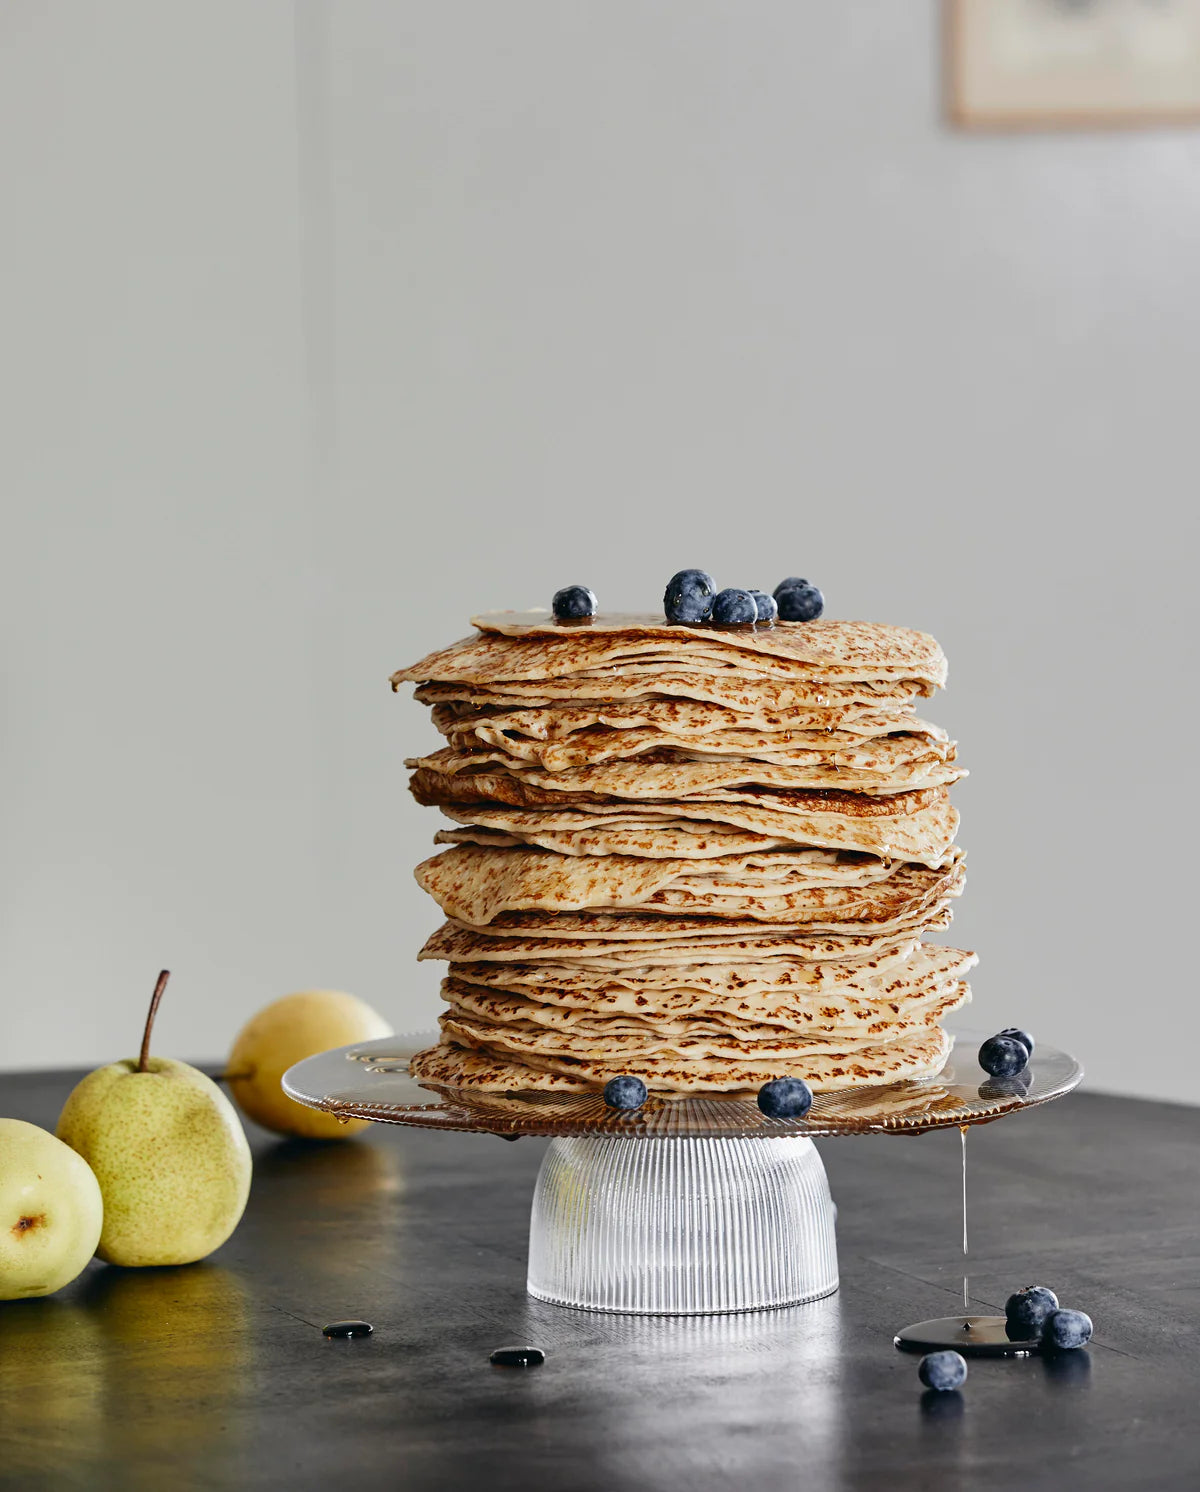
top-left (323, 1320), bottom-right (374, 1339)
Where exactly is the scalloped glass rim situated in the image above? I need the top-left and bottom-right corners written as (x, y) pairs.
top-left (282, 1027), bottom-right (1083, 1139)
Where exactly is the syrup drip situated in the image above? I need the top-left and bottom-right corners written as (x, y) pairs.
top-left (892, 1121), bottom-right (1035, 1358)
top-left (960, 1124), bottom-right (969, 1321)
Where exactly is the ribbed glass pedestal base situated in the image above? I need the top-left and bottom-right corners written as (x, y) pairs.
top-left (527, 1135), bottom-right (838, 1315)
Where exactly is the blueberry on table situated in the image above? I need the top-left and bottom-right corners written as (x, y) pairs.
top-left (603, 1075), bottom-right (648, 1111)
top-left (747, 590), bottom-right (778, 623)
top-left (998, 1027), bottom-right (1034, 1059)
top-left (918, 1351), bottom-right (967, 1391)
top-left (552, 585), bottom-right (597, 620)
top-left (1005, 1285), bottom-right (1059, 1339)
top-left (774, 581), bottom-right (824, 621)
top-left (978, 1034), bottom-right (1030, 1078)
top-left (1043, 1309), bottom-right (1092, 1351)
top-left (710, 588), bottom-right (758, 626)
top-left (756, 1076), bottom-right (813, 1120)
top-left (663, 569), bottom-right (716, 624)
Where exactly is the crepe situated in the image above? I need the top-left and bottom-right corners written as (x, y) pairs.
top-left (408, 743), bottom-right (964, 796)
top-left (438, 727), bottom-right (955, 776)
top-left (410, 771), bottom-right (961, 865)
top-left (440, 979), bottom-right (970, 1053)
top-left (394, 611), bottom-right (969, 1096)
top-left (418, 915), bottom-right (951, 966)
top-left (393, 614), bottom-right (948, 689)
top-left (441, 946), bottom-right (976, 1031)
top-left (433, 703), bottom-right (951, 772)
top-left (415, 674), bottom-right (927, 712)
top-left (414, 843), bottom-right (964, 927)
top-left (434, 821), bottom-right (802, 859)
top-left (437, 943), bottom-right (977, 1009)
top-left (442, 980), bottom-right (968, 1054)
top-left (430, 697), bottom-right (925, 740)
top-left (409, 1024), bottom-right (954, 1094)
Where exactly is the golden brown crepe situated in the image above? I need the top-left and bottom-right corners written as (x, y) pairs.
top-left (394, 612), bottom-right (970, 1096)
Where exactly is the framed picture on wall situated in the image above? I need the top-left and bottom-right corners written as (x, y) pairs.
top-left (947, 0), bottom-right (1200, 128)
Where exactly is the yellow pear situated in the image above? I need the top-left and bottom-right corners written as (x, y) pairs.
top-left (227, 990), bottom-right (392, 1139)
top-left (56, 971), bottom-right (252, 1267)
top-left (0, 1119), bottom-right (104, 1299)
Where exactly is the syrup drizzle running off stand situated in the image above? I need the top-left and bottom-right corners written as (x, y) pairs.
top-left (961, 1124), bottom-right (969, 1318)
top-left (893, 1119), bottom-right (1040, 1357)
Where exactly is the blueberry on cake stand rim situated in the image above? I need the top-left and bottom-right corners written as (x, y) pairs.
top-left (283, 1026), bottom-right (1082, 1325)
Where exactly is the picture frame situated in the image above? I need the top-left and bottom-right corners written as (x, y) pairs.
top-left (947, 0), bottom-right (1200, 128)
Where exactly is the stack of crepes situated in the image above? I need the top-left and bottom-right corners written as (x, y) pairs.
top-left (393, 612), bottom-right (975, 1097)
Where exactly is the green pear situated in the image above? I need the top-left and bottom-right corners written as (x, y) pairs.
top-left (56, 971), bottom-right (252, 1267)
top-left (0, 1119), bottom-right (104, 1299)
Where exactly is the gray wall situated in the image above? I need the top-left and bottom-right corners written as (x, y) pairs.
top-left (3, 2), bottom-right (1197, 1104)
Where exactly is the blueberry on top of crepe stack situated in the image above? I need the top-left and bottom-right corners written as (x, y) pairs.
top-left (392, 580), bottom-right (973, 1098)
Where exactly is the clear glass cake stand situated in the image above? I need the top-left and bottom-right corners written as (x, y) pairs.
top-left (282, 1028), bottom-right (1081, 1317)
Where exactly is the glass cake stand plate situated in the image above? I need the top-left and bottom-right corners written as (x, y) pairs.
top-left (283, 1028), bottom-right (1081, 1317)
top-left (281, 1026), bottom-right (1081, 1139)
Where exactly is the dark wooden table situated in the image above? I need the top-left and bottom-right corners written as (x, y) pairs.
top-left (2, 1071), bottom-right (1198, 1491)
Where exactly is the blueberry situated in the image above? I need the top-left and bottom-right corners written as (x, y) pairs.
top-left (603, 1075), bottom-right (648, 1111)
top-left (756, 1076), bottom-right (813, 1120)
top-left (747, 590), bottom-right (778, 623)
top-left (918, 1351), bottom-right (967, 1391)
top-left (998, 1027), bottom-right (1034, 1059)
top-left (1043, 1308), bottom-right (1093, 1351)
top-left (774, 581), bottom-right (824, 622)
top-left (663, 569), bottom-right (716, 624)
top-left (1005, 1285), bottom-right (1059, 1339)
top-left (978, 1034), bottom-right (1030, 1078)
top-left (552, 585), bottom-right (597, 620)
top-left (710, 588), bottom-right (758, 626)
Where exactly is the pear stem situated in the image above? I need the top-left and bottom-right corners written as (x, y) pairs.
top-left (139, 970), bottom-right (170, 1072)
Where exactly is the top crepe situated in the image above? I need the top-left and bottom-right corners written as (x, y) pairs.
top-left (392, 613), bottom-right (948, 691)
